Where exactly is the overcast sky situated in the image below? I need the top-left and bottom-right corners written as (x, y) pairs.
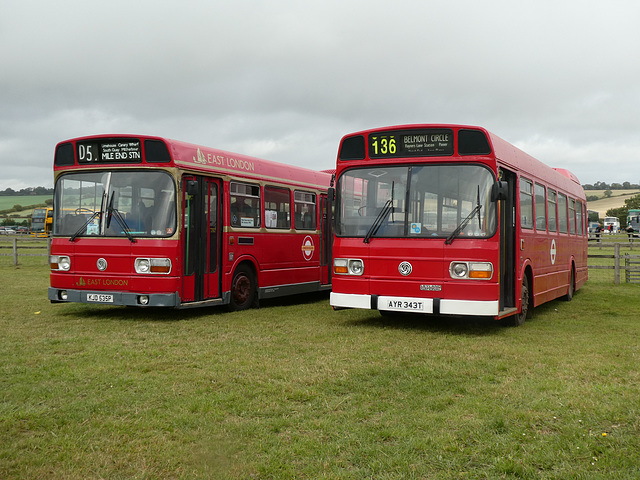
top-left (1, 0), bottom-right (639, 190)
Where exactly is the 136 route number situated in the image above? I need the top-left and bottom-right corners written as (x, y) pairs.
top-left (371, 136), bottom-right (397, 156)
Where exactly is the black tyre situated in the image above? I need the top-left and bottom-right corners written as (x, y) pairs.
top-left (511, 275), bottom-right (530, 327)
top-left (228, 264), bottom-right (257, 311)
top-left (564, 267), bottom-right (575, 302)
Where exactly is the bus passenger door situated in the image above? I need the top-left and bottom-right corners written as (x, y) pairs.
top-left (320, 194), bottom-right (331, 286)
top-left (182, 176), bottom-right (221, 303)
top-left (499, 169), bottom-right (517, 312)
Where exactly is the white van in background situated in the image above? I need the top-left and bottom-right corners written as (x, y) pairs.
top-left (603, 216), bottom-right (620, 233)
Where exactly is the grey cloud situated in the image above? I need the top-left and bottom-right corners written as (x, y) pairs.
top-left (1, 0), bottom-right (639, 189)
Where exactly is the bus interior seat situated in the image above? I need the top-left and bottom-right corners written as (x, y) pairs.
top-left (63, 214), bottom-right (87, 233)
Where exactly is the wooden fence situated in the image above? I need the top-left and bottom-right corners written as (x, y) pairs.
top-left (588, 242), bottom-right (640, 284)
top-left (0, 237), bottom-right (51, 265)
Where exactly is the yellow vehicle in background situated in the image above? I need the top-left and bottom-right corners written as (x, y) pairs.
top-left (31, 207), bottom-right (53, 237)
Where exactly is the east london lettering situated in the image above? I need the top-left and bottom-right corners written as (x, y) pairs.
top-left (193, 148), bottom-right (255, 172)
top-left (76, 277), bottom-right (129, 287)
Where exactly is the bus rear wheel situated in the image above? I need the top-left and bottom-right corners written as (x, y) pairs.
top-left (564, 268), bottom-right (575, 301)
top-left (228, 264), bottom-right (257, 311)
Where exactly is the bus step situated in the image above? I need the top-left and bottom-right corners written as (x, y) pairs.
top-left (498, 307), bottom-right (518, 318)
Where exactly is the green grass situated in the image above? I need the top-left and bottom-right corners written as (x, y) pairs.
top-left (1, 254), bottom-right (639, 479)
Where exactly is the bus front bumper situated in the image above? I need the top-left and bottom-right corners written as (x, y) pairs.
top-left (330, 292), bottom-right (499, 317)
top-left (48, 287), bottom-right (180, 307)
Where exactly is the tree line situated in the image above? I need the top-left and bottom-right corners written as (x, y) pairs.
top-left (0, 186), bottom-right (54, 196)
top-left (582, 182), bottom-right (640, 190)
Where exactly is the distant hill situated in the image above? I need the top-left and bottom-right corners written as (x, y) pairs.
top-left (0, 195), bottom-right (52, 211)
top-left (587, 191), bottom-right (640, 218)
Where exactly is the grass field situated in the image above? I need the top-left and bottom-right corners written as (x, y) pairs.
top-left (0, 195), bottom-right (52, 211)
top-left (587, 190), bottom-right (640, 218)
top-left (586, 190), bottom-right (640, 199)
top-left (0, 195), bottom-right (52, 224)
top-left (1, 252), bottom-right (639, 479)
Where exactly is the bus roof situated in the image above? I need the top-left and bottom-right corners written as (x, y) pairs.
top-left (55, 134), bottom-right (332, 191)
top-left (485, 129), bottom-right (585, 200)
top-left (338, 124), bottom-right (585, 200)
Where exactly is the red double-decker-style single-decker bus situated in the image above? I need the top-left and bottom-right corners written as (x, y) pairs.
top-left (329, 124), bottom-right (588, 325)
top-left (49, 135), bottom-right (333, 310)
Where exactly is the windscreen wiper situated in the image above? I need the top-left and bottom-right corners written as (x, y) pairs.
top-left (69, 211), bottom-right (101, 242)
top-left (105, 192), bottom-right (136, 243)
top-left (363, 182), bottom-right (395, 244)
top-left (445, 186), bottom-right (482, 245)
top-left (108, 206), bottom-right (136, 243)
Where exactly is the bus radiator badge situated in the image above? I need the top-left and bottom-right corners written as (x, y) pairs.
top-left (398, 261), bottom-right (412, 276)
top-left (97, 258), bottom-right (108, 271)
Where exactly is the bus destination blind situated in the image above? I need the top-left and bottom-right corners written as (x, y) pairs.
top-left (368, 129), bottom-right (454, 158)
top-left (77, 139), bottom-right (142, 163)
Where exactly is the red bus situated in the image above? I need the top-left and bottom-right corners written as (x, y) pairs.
top-left (329, 124), bottom-right (588, 325)
top-left (48, 135), bottom-right (332, 310)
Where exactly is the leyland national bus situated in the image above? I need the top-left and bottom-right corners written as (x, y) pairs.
top-left (329, 124), bottom-right (588, 326)
top-left (48, 135), bottom-right (332, 309)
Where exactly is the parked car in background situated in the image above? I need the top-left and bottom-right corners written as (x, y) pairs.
top-left (0, 226), bottom-right (16, 235)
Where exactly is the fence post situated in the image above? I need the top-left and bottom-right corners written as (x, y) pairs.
top-left (614, 243), bottom-right (621, 285)
top-left (12, 238), bottom-right (18, 266)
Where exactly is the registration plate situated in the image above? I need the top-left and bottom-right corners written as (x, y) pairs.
top-left (386, 300), bottom-right (424, 311)
top-left (379, 296), bottom-right (430, 313)
top-left (87, 293), bottom-right (114, 303)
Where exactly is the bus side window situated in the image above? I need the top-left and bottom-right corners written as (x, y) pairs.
top-left (294, 191), bottom-right (317, 230)
top-left (535, 183), bottom-right (547, 231)
top-left (547, 189), bottom-right (558, 232)
top-left (520, 178), bottom-right (533, 230)
top-left (230, 181), bottom-right (261, 228)
top-left (264, 186), bottom-right (290, 229)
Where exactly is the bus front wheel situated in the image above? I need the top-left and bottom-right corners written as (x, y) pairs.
top-left (512, 275), bottom-right (530, 327)
top-left (228, 265), bottom-right (257, 311)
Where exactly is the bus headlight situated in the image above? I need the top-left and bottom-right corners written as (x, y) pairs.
top-left (136, 258), bottom-right (150, 273)
top-left (449, 262), bottom-right (493, 280)
top-left (451, 262), bottom-right (468, 278)
top-left (135, 258), bottom-right (172, 274)
top-left (349, 259), bottom-right (364, 275)
top-left (333, 258), bottom-right (364, 275)
top-left (50, 255), bottom-right (71, 271)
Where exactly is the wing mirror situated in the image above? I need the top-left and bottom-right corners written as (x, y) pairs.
top-left (186, 180), bottom-right (199, 196)
top-left (491, 181), bottom-right (508, 201)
